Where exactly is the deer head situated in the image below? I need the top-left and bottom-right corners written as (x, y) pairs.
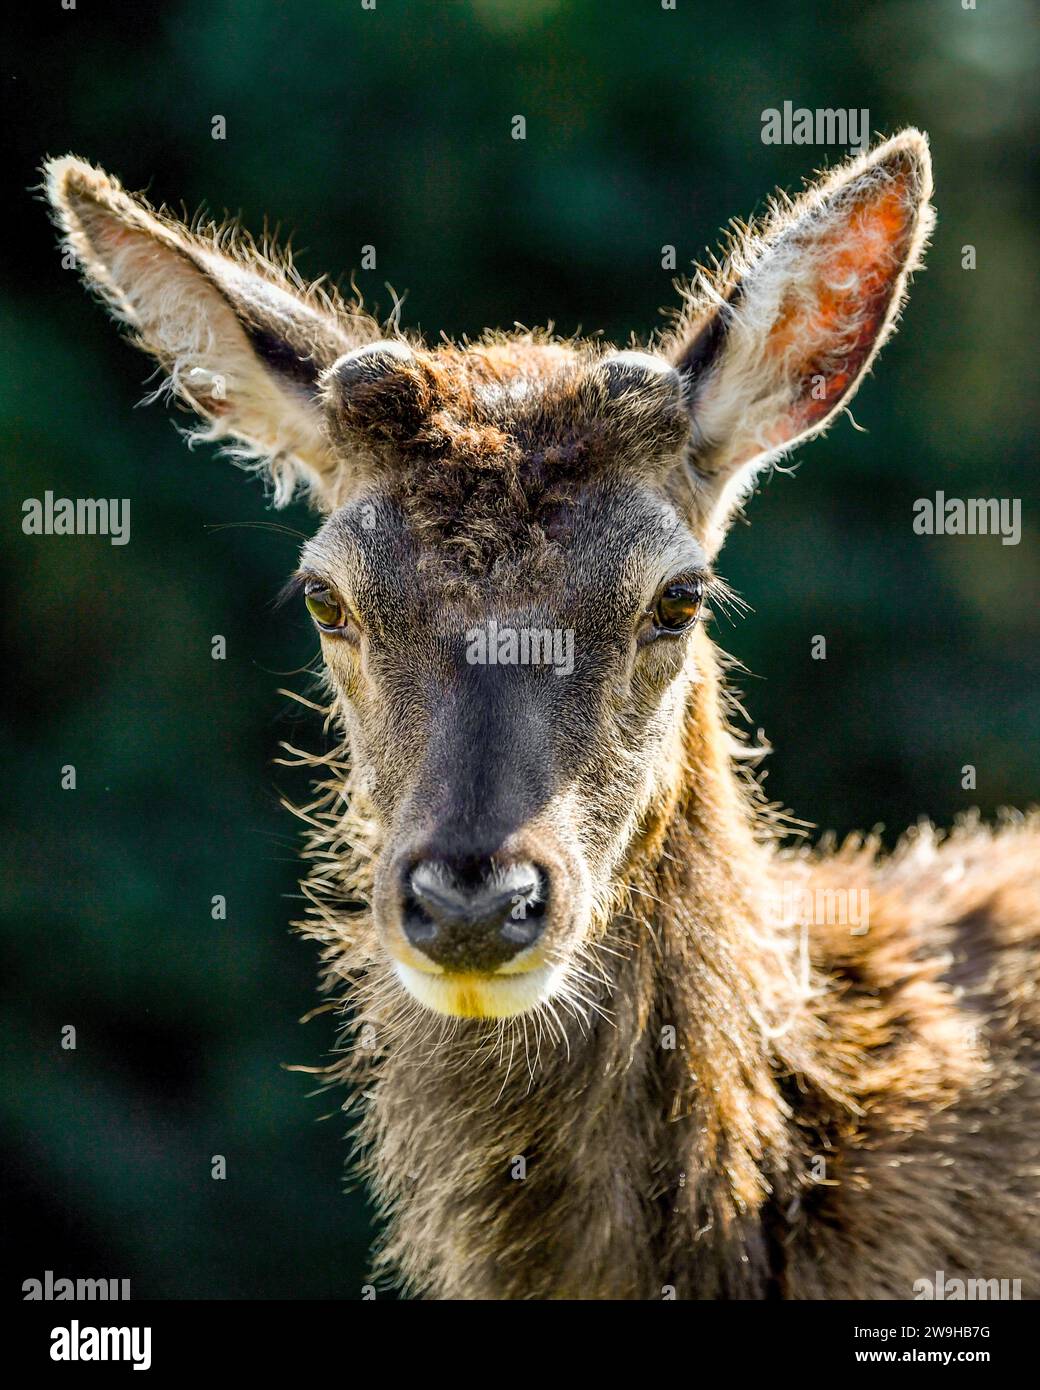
top-left (44, 132), bottom-right (933, 1021)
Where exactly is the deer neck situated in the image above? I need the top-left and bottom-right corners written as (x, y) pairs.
top-left (335, 651), bottom-right (805, 1298)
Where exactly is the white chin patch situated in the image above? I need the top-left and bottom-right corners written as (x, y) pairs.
top-left (393, 959), bottom-right (566, 1019)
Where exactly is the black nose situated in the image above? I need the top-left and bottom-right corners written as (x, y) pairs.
top-left (401, 858), bottom-right (549, 971)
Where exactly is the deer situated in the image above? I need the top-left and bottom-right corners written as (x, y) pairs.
top-left (44, 130), bottom-right (1039, 1300)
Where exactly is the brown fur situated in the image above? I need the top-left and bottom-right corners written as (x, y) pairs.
top-left (43, 132), bottom-right (1039, 1300)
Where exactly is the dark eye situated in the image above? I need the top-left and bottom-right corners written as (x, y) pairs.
top-left (304, 582), bottom-right (347, 631)
top-left (652, 578), bottom-right (704, 634)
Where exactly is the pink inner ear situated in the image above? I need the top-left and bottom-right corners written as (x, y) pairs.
top-left (769, 185), bottom-right (914, 435)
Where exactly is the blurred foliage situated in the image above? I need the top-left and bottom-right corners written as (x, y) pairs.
top-left (3, 0), bottom-right (1038, 1298)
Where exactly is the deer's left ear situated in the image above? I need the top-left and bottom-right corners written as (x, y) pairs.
top-left (43, 156), bottom-right (379, 508)
top-left (666, 129), bottom-right (933, 556)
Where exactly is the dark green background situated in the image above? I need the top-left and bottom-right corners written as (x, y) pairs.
top-left (3, 0), bottom-right (1037, 1298)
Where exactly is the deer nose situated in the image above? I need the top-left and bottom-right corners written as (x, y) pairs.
top-left (401, 858), bottom-right (549, 971)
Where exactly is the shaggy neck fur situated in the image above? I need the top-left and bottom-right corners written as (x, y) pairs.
top-left (297, 642), bottom-right (832, 1299)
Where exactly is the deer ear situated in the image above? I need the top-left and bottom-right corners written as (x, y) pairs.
top-left (666, 129), bottom-right (934, 555)
top-left (43, 155), bottom-right (378, 508)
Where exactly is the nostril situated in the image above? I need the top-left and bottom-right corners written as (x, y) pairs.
top-left (501, 865), bottom-right (549, 946)
top-left (407, 860), bottom-right (468, 921)
top-left (401, 881), bottom-right (438, 946)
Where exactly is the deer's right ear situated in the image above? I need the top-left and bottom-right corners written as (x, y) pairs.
top-left (665, 130), bottom-right (934, 557)
top-left (43, 156), bottom-right (378, 508)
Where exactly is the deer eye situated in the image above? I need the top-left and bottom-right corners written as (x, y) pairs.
top-left (652, 578), bottom-right (704, 634)
top-left (304, 582), bottom-right (347, 631)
